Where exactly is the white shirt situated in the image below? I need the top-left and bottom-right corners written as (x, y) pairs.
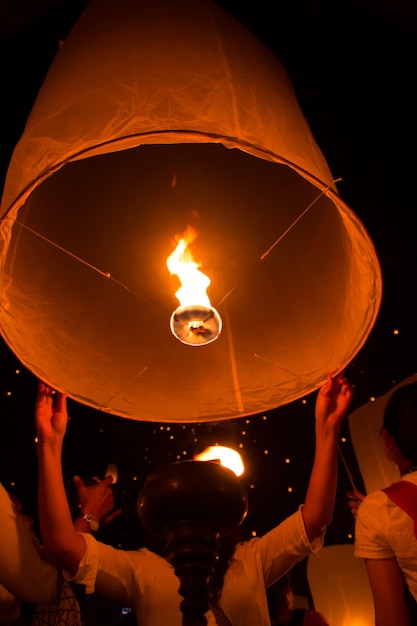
top-left (354, 471), bottom-right (417, 600)
top-left (71, 507), bottom-right (323, 626)
top-left (0, 482), bottom-right (58, 610)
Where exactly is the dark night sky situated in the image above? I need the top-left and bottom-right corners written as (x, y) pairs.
top-left (0, 0), bottom-right (416, 572)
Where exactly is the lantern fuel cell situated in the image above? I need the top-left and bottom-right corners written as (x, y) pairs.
top-left (170, 305), bottom-right (222, 346)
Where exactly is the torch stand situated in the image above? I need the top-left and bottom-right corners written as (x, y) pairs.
top-left (137, 460), bottom-right (248, 626)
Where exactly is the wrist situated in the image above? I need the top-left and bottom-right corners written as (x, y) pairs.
top-left (36, 438), bottom-right (63, 462)
top-left (36, 434), bottom-right (64, 446)
top-left (315, 421), bottom-right (341, 436)
top-left (77, 510), bottom-right (99, 532)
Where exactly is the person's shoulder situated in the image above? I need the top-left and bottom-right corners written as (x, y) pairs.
top-left (360, 488), bottom-right (390, 508)
top-left (227, 537), bottom-right (258, 561)
top-left (356, 486), bottom-right (398, 525)
top-left (401, 473), bottom-right (417, 484)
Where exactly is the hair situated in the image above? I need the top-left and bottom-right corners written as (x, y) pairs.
top-left (207, 531), bottom-right (238, 604)
top-left (266, 573), bottom-right (293, 622)
top-left (383, 382), bottom-right (417, 464)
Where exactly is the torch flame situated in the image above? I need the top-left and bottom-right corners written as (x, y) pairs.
top-left (194, 446), bottom-right (245, 477)
top-left (167, 226), bottom-right (211, 307)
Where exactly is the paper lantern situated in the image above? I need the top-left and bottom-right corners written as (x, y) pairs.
top-left (0, 0), bottom-right (382, 422)
top-left (308, 544), bottom-right (374, 626)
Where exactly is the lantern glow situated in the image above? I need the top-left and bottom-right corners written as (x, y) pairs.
top-left (0, 0), bottom-right (383, 422)
top-left (167, 226), bottom-right (222, 346)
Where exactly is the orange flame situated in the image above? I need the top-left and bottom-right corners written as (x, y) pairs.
top-left (194, 446), bottom-right (245, 477)
top-left (167, 226), bottom-right (211, 307)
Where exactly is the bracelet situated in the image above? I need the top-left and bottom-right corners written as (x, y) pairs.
top-left (78, 511), bottom-right (99, 532)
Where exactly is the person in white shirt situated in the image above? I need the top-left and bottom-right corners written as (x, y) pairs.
top-left (0, 470), bottom-right (118, 624)
top-left (348, 382), bottom-right (417, 626)
top-left (35, 373), bottom-right (353, 626)
top-left (0, 483), bottom-right (58, 622)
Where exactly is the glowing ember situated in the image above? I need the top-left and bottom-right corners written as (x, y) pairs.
top-left (167, 226), bottom-right (222, 347)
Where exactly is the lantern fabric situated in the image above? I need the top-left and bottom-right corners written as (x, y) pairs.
top-left (0, 0), bottom-right (382, 422)
top-left (307, 544), bottom-right (374, 626)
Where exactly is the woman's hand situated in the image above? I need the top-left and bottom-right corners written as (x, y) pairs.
top-left (315, 373), bottom-right (354, 430)
top-left (35, 381), bottom-right (68, 444)
top-left (73, 475), bottom-right (122, 526)
top-left (347, 489), bottom-right (365, 518)
top-left (35, 380), bottom-right (90, 573)
top-left (302, 372), bottom-right (354, 541)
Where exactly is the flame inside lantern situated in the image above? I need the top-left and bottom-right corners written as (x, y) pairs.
top-left (167, 226), bottom-right (222, 346)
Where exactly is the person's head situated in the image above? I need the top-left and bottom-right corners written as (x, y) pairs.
top-left (382, 382), bottom-right (417, 467)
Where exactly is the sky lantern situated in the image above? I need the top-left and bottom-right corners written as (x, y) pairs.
top-left (0, 0), bottom-right (382, 423)
top-left (308, 544), bottom-right (374, 625)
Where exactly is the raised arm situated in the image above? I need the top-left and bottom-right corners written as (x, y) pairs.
top-left (302, 373), bottom-right (354, 541)
top-left (36, 382), bottom-right (86, 574)
top-left (36, 382), bottom-right (118, 574)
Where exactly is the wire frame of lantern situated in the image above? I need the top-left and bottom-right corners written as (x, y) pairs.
top-left (0, 0), bottom-right (382, 423)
